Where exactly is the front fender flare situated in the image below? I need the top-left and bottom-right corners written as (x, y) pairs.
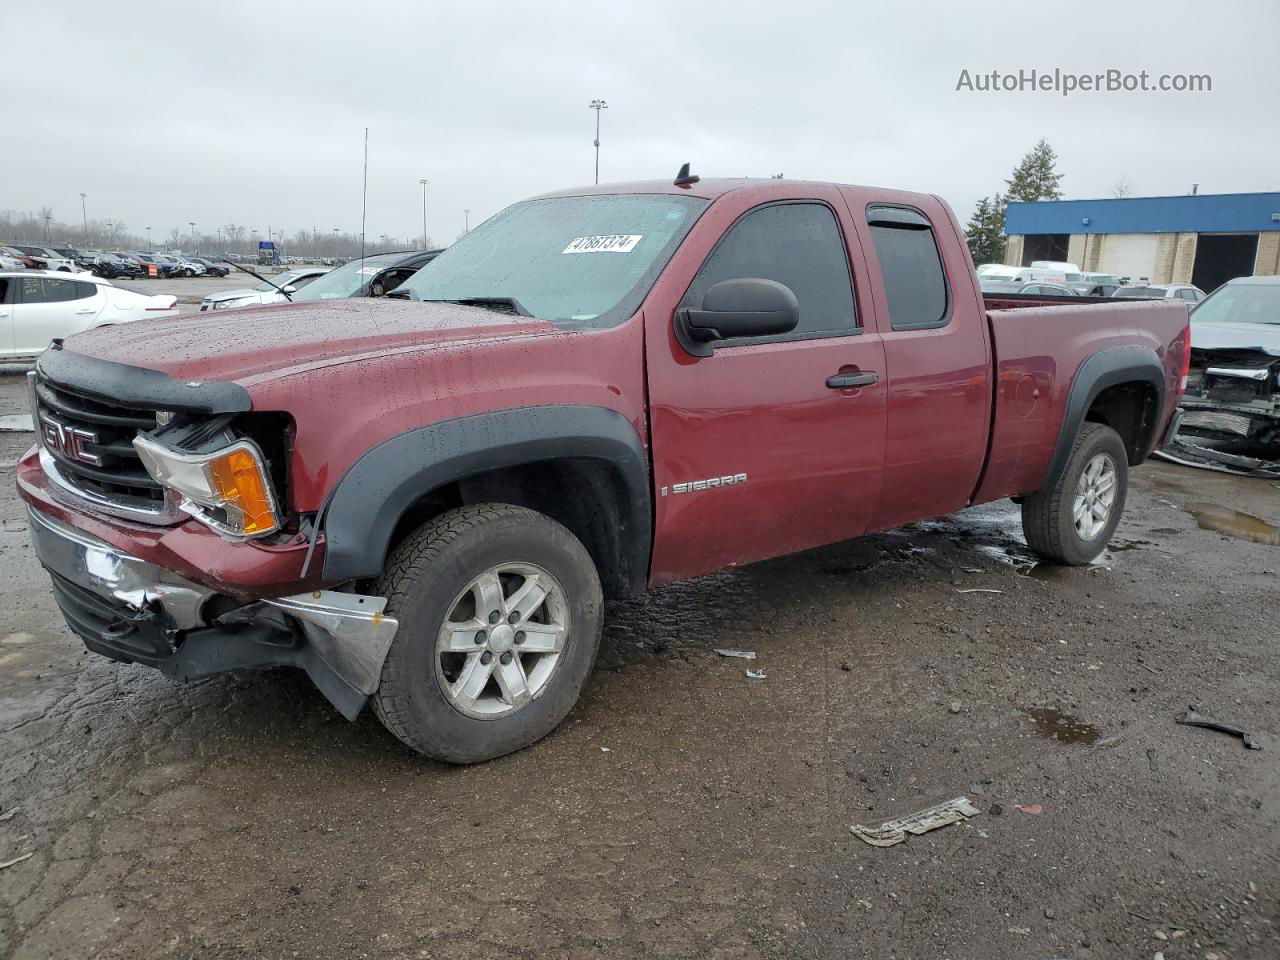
top-left (317, 405), bottom-right (651, 589)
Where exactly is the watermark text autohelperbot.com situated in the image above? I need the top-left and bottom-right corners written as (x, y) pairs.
top-left (956, 68), bottom-right (1211, 96)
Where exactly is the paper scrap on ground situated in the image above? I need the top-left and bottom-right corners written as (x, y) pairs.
top-left (0, 414), bottom-right (33, 433)
top-left (714, 649), bottom-right (757, 660)
top-left (745, 669), bottom-right (766, 680)
top-left (850, 796), bottom-right (981, 847)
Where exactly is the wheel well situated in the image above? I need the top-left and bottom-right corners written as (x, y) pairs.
top-left (1084, 382), bottom-right (1159, 464)
top-left (384, 458), bottom-right (640, 602)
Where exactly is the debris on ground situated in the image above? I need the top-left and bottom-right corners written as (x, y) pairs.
top-left (850, 796), bottom-right (980, 847)
top-left (745, 669), bottom-right (766, 680)
top-left (0, 414), bottom-right (34, 433)
top-left (0, 852), bottom-right (34, 870)
top-left (948, 701), bottom-right (962, 714)
top-left (1014, 804), bottom-right (1042, 815)
top-left (0, 809), bottom-right (16, 823)
top-left (1176, 706), bottom-right (1262, 750)
top-left (956, 588), bottom-right (1004, 594)
top-left (714, 648), bottom-right (757, 660)
top-left (600, 746), bottom-right (611, 753)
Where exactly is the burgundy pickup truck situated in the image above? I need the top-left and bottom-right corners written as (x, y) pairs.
top-left (17, 173), bottom-right (1191, 762)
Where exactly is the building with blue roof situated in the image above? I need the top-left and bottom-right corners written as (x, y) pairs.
top-left (1002, 192), bottom-right (1280, 291)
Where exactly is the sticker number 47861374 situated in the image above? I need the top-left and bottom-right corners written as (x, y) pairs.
top-left (562, 234), bottom-right (643, 254)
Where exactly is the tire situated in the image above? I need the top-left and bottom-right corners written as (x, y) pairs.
top-left (1021, 422), bottom-right (1128, 565)
top-left (372, 503), bottom-right (603, 763)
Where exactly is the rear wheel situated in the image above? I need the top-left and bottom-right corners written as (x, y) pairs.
top-left (1021, 422), bottom-right (1128, 565)
top-left (372, 504), bottom-right (603, 764)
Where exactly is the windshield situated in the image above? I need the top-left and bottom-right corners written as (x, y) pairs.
top-left (1192, 282), bottom-right (1280, 326)
top-left (400, 193), bottom-right (709, 327)
top-left (979, 280), bottom-right (1021, 293)
top-left (291, 254), bottom-right (402, 301)
top-left (1114, 287), bottom-right (1162, 298)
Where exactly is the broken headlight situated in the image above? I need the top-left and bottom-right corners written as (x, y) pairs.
top-left (134, 433), bottom-right (281, 538)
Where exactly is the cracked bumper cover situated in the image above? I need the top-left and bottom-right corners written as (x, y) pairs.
top-left (27, 505), bottom-right (399, 719)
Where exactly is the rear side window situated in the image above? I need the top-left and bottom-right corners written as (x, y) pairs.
top-left (867, 205), bottom-right (949, 330)
top-left (20, 278), bottom-right (92, 303)
top-left (683, 202), bottom-right (857, 339)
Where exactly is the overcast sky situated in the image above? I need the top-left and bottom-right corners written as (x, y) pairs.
top-left (8, 0), bottom-right (1278, 246)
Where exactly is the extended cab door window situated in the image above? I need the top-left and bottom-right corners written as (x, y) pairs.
top-left (680, 202), bottom-right (857, 344)
top-left (866, 206), bottom-right (949, 330)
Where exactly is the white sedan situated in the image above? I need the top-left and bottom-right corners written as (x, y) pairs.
top-left (199, 267), bottom-right (331, 311)
top-left (0, 271), bottom-right (178, 360)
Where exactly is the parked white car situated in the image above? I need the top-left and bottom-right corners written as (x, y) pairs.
top-left (0, 271), bottom-right (178, 359)
top-left (199, 267), bottom-right (331, 311)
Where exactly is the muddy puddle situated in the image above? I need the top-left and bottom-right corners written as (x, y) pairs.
top-left (1184, 502), bottom-right (1280, 546)
top-left (1022, 707), bottom-right (1101, 745)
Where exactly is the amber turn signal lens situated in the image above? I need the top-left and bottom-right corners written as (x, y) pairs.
top-left (208, 447), bottom-right (279, 535)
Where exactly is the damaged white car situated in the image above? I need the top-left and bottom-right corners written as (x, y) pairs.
top-left (1158, 276), bottom-right (1280, 477)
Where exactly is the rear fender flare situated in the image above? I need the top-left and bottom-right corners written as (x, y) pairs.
top-left (1044, 345), bottom-right (1165, 488)
top-left (318, 405), bottom-right (651, 591)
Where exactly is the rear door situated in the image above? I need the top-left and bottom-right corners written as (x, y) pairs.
top-left (846, 197), bottom-right (993, 531)
top-left (643, 187), bottom-right (888, 584)
top-left (12, 277), bottom-right (103, 354)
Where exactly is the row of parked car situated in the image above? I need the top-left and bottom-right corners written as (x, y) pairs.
top-left (976, 261), bottom-right (1208, 303)
top-left (0, 244), bottom-right (231, 280)
top-left (1, 248), bottom-right (443, 358)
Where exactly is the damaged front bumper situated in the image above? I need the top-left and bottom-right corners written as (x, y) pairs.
top-left (27, 506), bottom-right (398, 719)
top-left (1155, 355), bottom-right (1280, 478)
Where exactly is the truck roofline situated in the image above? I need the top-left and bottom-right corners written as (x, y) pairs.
top-left (529, 177), bottom-right (943, 208)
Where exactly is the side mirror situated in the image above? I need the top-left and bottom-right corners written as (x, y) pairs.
top-left (675, 278), bottom-right (799, 357)
top-left (281, 285), bottom-right (297, 294)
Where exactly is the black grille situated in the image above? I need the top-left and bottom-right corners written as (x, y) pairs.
top-left (34, 377), bottom-right (167, 512)
top-left (1206, 377), bottom-right (1265, 405)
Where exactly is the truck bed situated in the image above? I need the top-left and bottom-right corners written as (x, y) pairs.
top-left (973, 297), bottom-right (1191, 504)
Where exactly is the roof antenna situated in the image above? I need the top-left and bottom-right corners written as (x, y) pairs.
top-left (674, 162), bottom-right (700, 187)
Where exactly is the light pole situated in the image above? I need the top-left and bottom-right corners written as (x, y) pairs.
top-left (43, 213), bottom-right (51, 241)
top-left (146, 226), bottom-right (152, 250)
top-left (418, 178), bottom-right (429, 248)
top-left (106, 221), bottom-right (114, 246)
top-left (589, 99), bottom-right (608, 184)
top-left (464, 209), bottom-right (470, 234)
top-left (79, 193), bottom-right (89, 246)
top-left (332, 227), bottom-right (339, 257)
top-left (189, 221), bottom-right (196, 253)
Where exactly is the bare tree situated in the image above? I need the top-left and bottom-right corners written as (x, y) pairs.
top-left (1111, 176), bottom-right (1133, 199)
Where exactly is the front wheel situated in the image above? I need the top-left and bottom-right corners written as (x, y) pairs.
top-left (1022, 422), bottom-right (1128, 565)
top-left (372, 503), bottom-right (603, 763)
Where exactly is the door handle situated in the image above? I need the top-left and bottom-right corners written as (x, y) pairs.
top-left (826, 371), bottom-right (879, 389)
top-left (75, 308), bottom-right (95, 315)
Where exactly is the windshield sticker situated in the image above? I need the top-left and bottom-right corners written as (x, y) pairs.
top-left (562, 234), bottom-right (643, 254)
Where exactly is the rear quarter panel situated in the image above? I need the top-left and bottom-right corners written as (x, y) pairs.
top-left (973, 299), bottom-right (1189, 502)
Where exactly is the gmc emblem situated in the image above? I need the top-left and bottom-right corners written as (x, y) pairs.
top-left (39, 415), bottom-right (103, 467)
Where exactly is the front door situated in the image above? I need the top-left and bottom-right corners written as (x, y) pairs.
top-left (643, 190), bottom-right (887, 584)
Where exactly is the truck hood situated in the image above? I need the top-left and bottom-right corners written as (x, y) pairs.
top-left (1191, 320), bottom-right (1280, 357)
top-left (63, 298), bottom-right (559, 384)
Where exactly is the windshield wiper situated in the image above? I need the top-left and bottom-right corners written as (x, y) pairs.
top-left (421, 296), bottom-right (532, 317)
top-left (220, 259), bottom-right (293, 301)
top-left (384, 288), bottom-right (413, 300)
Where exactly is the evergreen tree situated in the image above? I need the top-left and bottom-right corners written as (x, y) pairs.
top-left (1004, 139), bottom-right (1064, 202)
top-left (965, 192), bottom-right (1006, 265)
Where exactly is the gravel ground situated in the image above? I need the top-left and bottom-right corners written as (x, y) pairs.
top-left (0, 371), bottom-right (1276, 959)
